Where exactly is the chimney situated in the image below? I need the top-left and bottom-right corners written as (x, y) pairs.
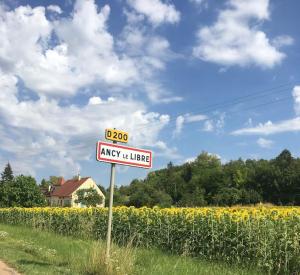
top-left (57, 177), bottom-right (65, 186)
top-left (77, 171), bottom-right (81, 181)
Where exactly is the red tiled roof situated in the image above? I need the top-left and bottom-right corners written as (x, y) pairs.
top-left (51, 177), bottom-right (90, 197)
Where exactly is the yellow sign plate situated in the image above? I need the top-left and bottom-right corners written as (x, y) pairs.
top-left (105, 128), bottom-right (129, 143)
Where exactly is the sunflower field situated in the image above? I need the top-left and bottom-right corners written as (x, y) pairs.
top-left (1, 206), bottom-right (300, 274)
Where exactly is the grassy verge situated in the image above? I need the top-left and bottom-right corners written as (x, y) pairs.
top-left (0, 223), bottom-right (260, 275)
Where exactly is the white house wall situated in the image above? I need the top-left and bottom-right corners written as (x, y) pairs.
top-left (71, 178), bottom-right (105, 207)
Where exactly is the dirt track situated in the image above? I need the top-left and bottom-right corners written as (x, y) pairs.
top-left (0, 261), bottom-right (20, 275)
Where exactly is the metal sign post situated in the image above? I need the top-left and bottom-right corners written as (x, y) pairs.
top-left (105, 156), bottom-right (116, 260)
top-left (96, 128), bottom-right (152, 262)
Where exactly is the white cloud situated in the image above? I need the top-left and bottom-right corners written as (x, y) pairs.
top-left (54, 1), bottom-right (139, 89)
top-left (144, 82), bottom-right (183, 104)
top-left (173, 113), bottom-right (207, 137)
top-left (292, 86), bottom-right (300, 115)
top-left (207, 152), bottom-right (222, 160)
top-left (202, 113), bottom-right (225, 133)
top-left (154, 141), bottom-right (180, 159)
top-left (118, 14), bottom-right (181, 103)
top-left (185, 156), bottom-right (196, 163)
top-left (193, 0), bottom-right (291, 68)
top-left (88, 96), bottom-right (102, 105)
top-left (0, 72), bottom-right (170, 176)
top-left (0, 0), bottom-right (181, 101)
top-left (257, 137), bottom-right (273, 148)
top-left (245, 118), bottom-right (253, 127)
top-left (203, 120), bottom-right (214, 132)
top-left (189, 0), bottom-right (208, 9)
top-left (232, 86), bottom-right (300, 136)
top-left (232, 118), bottom-right (300, 135)
top-left (272, 35), bottom-right (294, 48)
top-left (0, 1), bottom-right (139, 96)
top-left (185, 114), bottom-right (207, 123)
top-left (0, 0), bottom-right (182, 176)
top-left (216, 113), bottom-right (225, 131)
top-left (127, 0), bottom-right (180, 25)
top-left (173, 115), bottom-right (185, 137)
top-left (0, 5), bottom-right (52, 72)
top-left (47, 5), bottom-right (62, 14)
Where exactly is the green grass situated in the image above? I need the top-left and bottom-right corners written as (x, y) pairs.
top-left (0, 223), bottom-right (261, 275)
top-left (135, 249), bottom-right (260, 275)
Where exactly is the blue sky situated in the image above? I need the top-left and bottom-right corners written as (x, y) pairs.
top-left (0, 0), bottom-right (299, 187)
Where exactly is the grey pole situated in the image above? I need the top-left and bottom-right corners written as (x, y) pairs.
top-left (106, 143), bottom-right (117, 261)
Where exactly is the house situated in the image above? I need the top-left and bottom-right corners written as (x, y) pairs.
top-left (45, 176), bottom-right (105, 207)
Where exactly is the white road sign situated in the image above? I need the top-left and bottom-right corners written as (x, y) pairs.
top-left (96, 141), bottom-right (152, 169)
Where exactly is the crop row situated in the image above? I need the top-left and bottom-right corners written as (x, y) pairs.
top-left (0, 206), bottom-right (300, 274)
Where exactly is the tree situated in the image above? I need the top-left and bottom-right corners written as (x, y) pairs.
top-left (167, 161), bottom-right (174, 170)
top-left (212, 187), bottom-right (242, 206)
top-left (240, 189), bottom-right (262, 204)
top-left (113, 186), bottom-right (129, 206)
top-left (272, 150), bottom-right (295, 204)
top-left (127, 185), bottom-right (172, 208)
top-left (1, 163), bottom-right (13, 182)
top-left (179, 186), bottom-right (207, 207)
top-left (182, 163), bottom-right (192, 183)
top-left (97, 184), bottom-right (107, 197)
top-left (75, 188), bottom-right (103, 207)
top-left (40, 178), bottom-right (49, 189)
top-left (0, 163), bottom-right (14, 207)
top-left (102, 150), bottom-right (300, 207)
top-left (274, 149), bottom-right (293, 170)
top-left (9, 175), bottom-right (46, 207)
top-left (49, 176), bottom-right (61, 185)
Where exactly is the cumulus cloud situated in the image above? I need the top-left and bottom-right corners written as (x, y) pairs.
top-left (53, 1), bottom-right (138, 91)
top-left (118, 12), bottom-right (181, 103)
top-left (173, 113), bottom-right (207, 137)
top-left (0, 1), bottom-right (139, 96)
top-left (257, 137), bottom-right (273, 148)
top-left (0, 73), bottom-right (170, 176)
top-left (144, 82), bottom-right (183, 104)
top-left (193, 0), bottom-right (292, 68)
top-left (0, 0), bottom-right (181, 176)
top-left (127, 0), bottom-right (180, 25)
top-left (47, 5), bottom-right (62, 14)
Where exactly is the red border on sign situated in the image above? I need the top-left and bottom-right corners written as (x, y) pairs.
top-left (96, 141), bottom-right (152, 169)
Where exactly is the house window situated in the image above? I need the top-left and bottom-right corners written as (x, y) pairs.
top-left (64, 199), bottom-right (71, 207)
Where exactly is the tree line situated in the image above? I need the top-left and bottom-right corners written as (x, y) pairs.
top-left (105, 149), bottom-right (300, 207)
top-left (1, 149), bottom-right (300, 208)
top-left (0, 163), bottom-right (45, 207)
